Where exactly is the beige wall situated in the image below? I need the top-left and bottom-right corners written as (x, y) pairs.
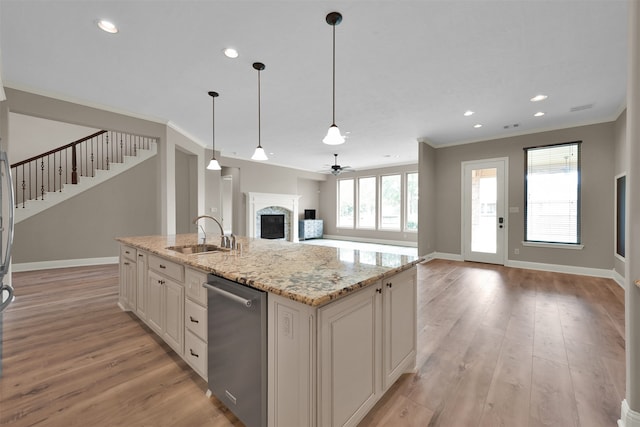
top-left (319, 163), bottom-right (419, 245)
top-left (219, 156), bottom-right (325, 237)
top-left (8, 112), bottom-right (99, 163)
top-left (613, 110), bottom-right (627, 277)
top-left (175, 148), bottom-right (198, 234)
top-left (420, 121), bottom-right (616, 269)
top-left (418, 141), bottom-right (436, 256)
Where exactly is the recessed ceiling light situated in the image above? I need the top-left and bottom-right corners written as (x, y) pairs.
top-left (534, 111), bottom-right (545, 117)
top-left (530, 94), bottom-right (548, 102)
top-left (223, 48), bottom-right (239, 58)
top-left (473, 124), bottom-right (482, 128)
top-left (97, 19), bottom-right (118, 34)
top-left (464, 110), bottom-right (474, 116)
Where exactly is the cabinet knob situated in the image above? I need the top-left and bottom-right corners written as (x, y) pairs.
top-left (376, 288), bottom-right (382, 294)
top-left (190, 349), bottom-right (199, 358)
top-left (158, 279), bottom-right (165, 285)
top-left (159, 264), bottom-right (166, 269)
top-left (386, 282), bottom-right (393, 288)
top-left (125, 251), bottom-right (130, 254)
top-left (190, 316), bottom-right (199, 324)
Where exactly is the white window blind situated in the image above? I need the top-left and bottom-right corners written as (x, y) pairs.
top-left (525, 142), bottom-right (581, 244)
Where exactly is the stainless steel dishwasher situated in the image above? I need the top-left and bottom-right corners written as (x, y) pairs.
top-left (204, 274), bottom-right (267, 427)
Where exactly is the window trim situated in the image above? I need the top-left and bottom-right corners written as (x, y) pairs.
top-left (524, 141), bottom-right (582, 245)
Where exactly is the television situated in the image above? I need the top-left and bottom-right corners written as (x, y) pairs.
top-left (304, 209), bottom-right (316, 220)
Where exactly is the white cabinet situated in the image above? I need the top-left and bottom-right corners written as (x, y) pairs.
top-left (382, 268), bottom-right (417, 389)
top-left (163, 279), bottom-right (184, 354)
top-left (316, 267), bottom-right (416, 427)
top-left (318, 285), bottom-right (382, 427)
top-left (119, 245), bottom-right (137, 310)
top-left (145, 258), bottom-right (185, 356)
top-left (136, 251), bottom-right (148, 320)
top-left (184, 268), bottom-right (208, 380)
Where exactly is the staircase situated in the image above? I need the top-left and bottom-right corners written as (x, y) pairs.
top-left (11, 130), bottom-right (158, 223)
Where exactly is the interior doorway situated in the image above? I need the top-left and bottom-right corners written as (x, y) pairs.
top-left (221, 175), bottom-right (233, 235)
top-left (461, 158), bottom-right (508, 264)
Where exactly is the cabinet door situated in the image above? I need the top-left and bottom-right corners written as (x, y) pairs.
top-left (383, 268), bottom-right (417, 390)
top-left (136, 252), bottom-right (148, 319)
top-left (146, 270), bottom-right (164, 335)
top-left (119, 257), bottom-right (136, 310)
top-left (163, 279), bottom-right (184, 355)
top-left (318, 285), bottom-right (382, 427)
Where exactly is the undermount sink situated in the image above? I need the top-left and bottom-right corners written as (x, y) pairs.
top-left (166, 244), bottom-right (228, 255)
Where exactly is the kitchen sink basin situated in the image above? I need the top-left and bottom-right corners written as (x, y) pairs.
top-left (166, 244), bottom-right (228, 254)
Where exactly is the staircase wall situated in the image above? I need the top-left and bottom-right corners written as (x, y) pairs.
top-left (12, 155), bottom-right (159, 265)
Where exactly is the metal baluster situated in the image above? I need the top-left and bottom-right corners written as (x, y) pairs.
top-left (105, 133), bottom-right (110, 170)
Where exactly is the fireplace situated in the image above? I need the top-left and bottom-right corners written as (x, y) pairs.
top-left (246, 192), bottom-right (301, 242)
top-left (261, 214), bottom-right (285, 239)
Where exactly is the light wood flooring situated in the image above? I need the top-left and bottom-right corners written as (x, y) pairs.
top-left (0, 260), bottom-right (625, 426)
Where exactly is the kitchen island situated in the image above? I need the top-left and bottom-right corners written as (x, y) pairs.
top-left (117, 233), bottom-right (422, 427)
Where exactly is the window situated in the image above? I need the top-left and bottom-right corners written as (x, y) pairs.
top-left (525, 142), bottom-right (581, 244)
top-left (358, 177), bottom-right (376, 228)
top-left (337, 178), bottom-right (354, 228)
top-left (405, 172), bottom-right (418, 231)
top-left (380, 174), bottom-right (401, 230)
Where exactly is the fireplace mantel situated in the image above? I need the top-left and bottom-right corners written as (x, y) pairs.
top-left (246, 192), bottom-right (301, 242)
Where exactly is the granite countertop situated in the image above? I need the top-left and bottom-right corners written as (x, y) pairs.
top-left (117, 234), bottom-right (422, 307)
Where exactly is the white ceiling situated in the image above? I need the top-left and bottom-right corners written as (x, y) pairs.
top-left (0, 1), bottom-right (628, 173)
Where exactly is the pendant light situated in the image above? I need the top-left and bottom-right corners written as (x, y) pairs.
top-left (251, 62), bottom-right (269, 161)
top-left (323, 12), bottom-right (345, 146)
top-left (206, 91), bottom-right (221, 170)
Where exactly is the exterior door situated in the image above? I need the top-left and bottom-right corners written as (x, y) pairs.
top-left (462, 158), bottom-right (507, 264)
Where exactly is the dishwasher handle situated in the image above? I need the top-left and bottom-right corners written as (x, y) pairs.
top-left (203, 282), bottom-right (253, 308)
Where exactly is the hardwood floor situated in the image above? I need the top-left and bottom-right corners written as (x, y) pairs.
top-left (361, 260), bottom-right (625, 427)
top-left (0, 260), bottom-right (625, 426)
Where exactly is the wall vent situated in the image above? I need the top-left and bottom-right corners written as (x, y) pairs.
top-left (570, 104), bottom-right (594, 112)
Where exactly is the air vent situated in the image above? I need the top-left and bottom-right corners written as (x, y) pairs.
top-left (570, 104), bottom-right (594, 112)
top-left (503, 123), bottom-right (520, 129)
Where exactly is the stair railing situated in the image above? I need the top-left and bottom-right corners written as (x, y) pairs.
top-left (11, 130), bottom-right (156, 208)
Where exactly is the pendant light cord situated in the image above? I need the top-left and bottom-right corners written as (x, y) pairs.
top-left (258, 68), bottom-right (262, 148)
top-left (332, 22), bottom-right (336, 125)
top-left (212, 97), bottom-right (215, 152)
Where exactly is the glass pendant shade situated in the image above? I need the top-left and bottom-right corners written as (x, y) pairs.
top-left (323, 124), bottom-right (345, 145)
top-left (251, 146), bottom-right (268, 161)
top-left (207, 157), bottom-right (221, 170)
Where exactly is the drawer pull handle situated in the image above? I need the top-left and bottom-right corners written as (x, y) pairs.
top-left (138, 254), bottom-right (143, 257)
top-left (190, 316), bottom-right (199, 324)
top-left (158, 280), bottom-right (165, 285)
top-left (190, 349), bottom-right (199, 358)
top-left (386, 282), bottom-right (393, 288)
top-left (376, 288), bottom-right (382, 294)
top-left (124, 262), bottom-right (130, 266)
top-left (159, 264), bottom-right (166, 269)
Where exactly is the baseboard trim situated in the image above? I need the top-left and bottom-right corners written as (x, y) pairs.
top-left (321, 234), bottom-right (417, 248)
top-left (12, 257), bottom-right (119, 272)
top-left (613, 270), bottom-right (626, 289)
top-left (431, 252), bottom-right (464, 261)
top-left (619, 400), bottom-right (640, 427)
top-left (505, 259), bottom-right (614, 279)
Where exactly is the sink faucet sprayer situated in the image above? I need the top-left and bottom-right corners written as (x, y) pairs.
top-left (193, 215), bottom-right (234, 248)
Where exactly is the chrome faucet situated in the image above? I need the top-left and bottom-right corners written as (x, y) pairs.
top-left (193, 215), bottom-right (227, 247)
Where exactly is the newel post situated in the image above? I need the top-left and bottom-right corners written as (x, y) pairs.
top-left (71, 144), bottom-right (78, 184)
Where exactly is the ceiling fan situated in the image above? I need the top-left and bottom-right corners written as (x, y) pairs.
top-left (330, 153), bottom-right (354, 176)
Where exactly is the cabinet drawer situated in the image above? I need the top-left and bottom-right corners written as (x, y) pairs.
top-left (185, 298), bottom-right (207, 341)
top-left (185, 268), bottom-right (207, 306)
top-left (185, 330), bottom-right (207, 380)
top-left (120, 245), bottom-right (137, 261)
top-left (148, 255), bottom-right (184, 282)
